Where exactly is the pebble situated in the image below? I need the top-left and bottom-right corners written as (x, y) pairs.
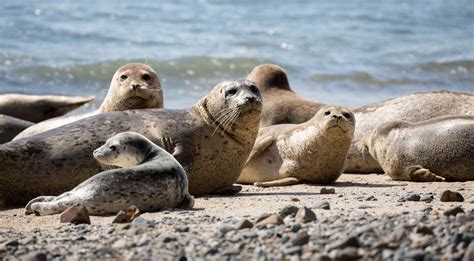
top-left (332, 247), bottom-right (361, 261)
top-left (112, 206), bottom-right (141, 223)
top-left (131, 217), bottom-right (155, 229)
top-left (440, 190), bottom-right (464, 202)
top-left (290, 231), bottom-right (310, 246)
top-left (443, 206), bottom-right (465, 217)
top-left (399, 193), bottom-right (420, 202)
top-left (420, 194), bottom-right (434, 203)
top-left (255, 214), bottom-right (284, 227)
top-left (320, 188), bottom-right (336, 194)
top-left (21, 251), bottom-right (48, 261)
top-left (327, 236), bottom-right (360, 251)
top-left (59, 203), bottom-right (91, 225)
top-left (295, 207), bottom-right (317, 223)
top-left (279, 205), bottom-right (299, 218)
top-left (313, 201), bottom-right (330, 210)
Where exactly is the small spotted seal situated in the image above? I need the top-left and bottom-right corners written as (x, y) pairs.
top-left (15, 63), bottom-right (163, 139)
top-left (0, 94), bottom-right (94, 123)
top-left (360, 115), bottom-right (474, 181)
top-left (247, 64), bottom-right (325, 127)
top-left (0, 79), bottom-right (261, 206)
top-left (346, 91), bottom-right (474, 173)
top-left (0, 115), bottom-right (34, 144)
top-left (238, 105), bottom-right (355, 187)
top-left (25, 132), bottom-right (194, 216)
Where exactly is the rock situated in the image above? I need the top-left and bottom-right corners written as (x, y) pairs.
top-left (112, 239), bottom-right (128, 249)
top-left (235, 219), bottom-right (253, 229)
top-left (255, 213), bottom-right (272, 223)
top-left (255, 214), bottom-right (284, 227)
top-left (440, 190), bottom-right (464, 202)
top-left (365, 195), bottom-right (377, 201)
top-left (131, 217), bottom-right (155, 229)
top-left (3, 239), bottom-right (19, 248)
top-left (291, 197), bottom-right (300, 202)
top-left (291, 223), bottom-right (302, 233)
top-left (59, 203), bottom-right (91, 225)
top-left (414, 225), bottom-right (433, 235)
top-left (327, 236), bottom-right (360, 251)
top-left (112, 206), bottom-right (141, 223)
top-left (400, 193), bottom-right (420, 202)
top-left (291, 231), bottom-right (310, 246)
top-left (175, 225), bottom-right (190, 232)
top-left (279, 205), bottom-right (299, 218)
top-left (295, 207), bottom-right (317, 223)
top-left (21, 251), bottom-right (47, 261)
top-left (313, 201), bottom-right (330, 210)
top-left (420, 194), bottom-right (434, 202)
top-left (333, 247), bottom-right (361, 261)
top-left (443, 206), bottom-right (465, 217)
top-left (463, 242), bottom-right (474, 261)
top-left (320, 188), bottom-right (336, 194)
top-left (218, 224), bottom-right (235, 235)
top-left (404, 249), bottom-right (426, 261)
top-left (283, 246), bottom-right (302, 256)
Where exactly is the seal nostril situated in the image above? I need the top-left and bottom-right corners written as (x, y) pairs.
top-left (132, 84), bottom-right (140, 91)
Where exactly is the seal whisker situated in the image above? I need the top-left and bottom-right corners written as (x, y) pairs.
top-left (212, 108), bottom-right (239, 136)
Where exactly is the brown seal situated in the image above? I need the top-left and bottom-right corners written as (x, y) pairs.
top-left (15, 63), bottom-right (163, 139)
top-left (0, 115), bottom-right (34, 144)
top-left (360, 115), bottom-right (474, 181)
top-left (247, 64), bottom-right (324, 127)
top-left (0, 79), bottom-right (261, 206)
top-left (0, 94), bottom-right (94, 123)
top-left (346, 91), bottom-right (474, 173)
top-left (25, 132), bottom-right (194, 216)
top-left (238, 105), bottom-right (355, 186)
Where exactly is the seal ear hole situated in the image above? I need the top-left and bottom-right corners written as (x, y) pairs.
top-left (142, 74), bottom-right (151, 81)
top-left (120, 75), bottom-right (128, 81)
top-left (324, 111), bottom-right (331, 116)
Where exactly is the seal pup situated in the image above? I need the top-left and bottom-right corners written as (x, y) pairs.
top-left (0, 93), bottom-right (94, 123)
top-left (360, 115), bottom-right (474, 181)
top-left (346, 91), bottom-right (474, 174)
top-left (0, 115), bottom-right (34, 144)
top-left (247, 64), bottom-right (325, 127)
top-left (238, 105), bottom-right (355, 187)
top-left (0, 79), bottom-right (261, 206)
top-left (25, 132), bottom-right (194, 216)
top-left (15, 63), bottom-right (163, 139)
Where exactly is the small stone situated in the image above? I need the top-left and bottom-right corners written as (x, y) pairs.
top-left (59, 203), bottom-right (91, 225)
top-left (131, 217), bottom-right (155, 229)
top-left (414, 225), bottom-right (433, 235)
top-left (218, 224), bottom-right (235, 234)
top-left (291, 197), bottom-right (300, 202)
top-left (283, 246), bottom-right (302, 256)
top-left (255, 214), bottom-right (284, 227)
top-left (320, 188), bottom-right (335, 194)
top-left (358, 205), bottom-right (372, 209)
top-left (21, 251), bottom-right (47, 261)
top-left (112, 239), bottom-right (128, 248)
top-left (404, 249), bottom-right (425, 260)
top-left (443, 206), bottom-right (465, 217)
top-left (333, 247), bottom-right (361, 261)
top-left (327, 236), bottom-right (360, 251)
top-left (440, 190), bottom-right (464, 202)
top-left (403, 193), bottom-right (420, 202)
top-left (463, 242), bottom-right (474, 261)
top-left (420, 195), bottom-right (434, 202)
top-left (291, 223), bottom-right (302, 233)
top-left (313, 201), bottom-right (330, 210)
top-left (421, 207), bottom-right (433, 213)
top-left (279, 205), bottom-right (299, 218)
top-left (112, 206), bottom-right (141, 223)
top-left (365, 195), bottom-right (377, 201)
top-left (236, 219), bottom-right (253, 229)
top-left (295, 207), bottom-right (317, 223)
top-left (291, 231), bottom-right (310, 246)
top-left (255, 213), bottom-right (272, 223)
top-left (175, 225), bottom-right (190, 232)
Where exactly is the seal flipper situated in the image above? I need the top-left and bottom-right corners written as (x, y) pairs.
top-left (254, 177), bottom-right (301, 187)
top-left (212, 185), bottom-right (242, 195)
top-left (401, 165), bottom-right (445, 182)
top-left (25, 196), bottom-right (56, 215)
top-left (177, 193), bottom-right (195, 209)
top-left (246, 135), bottom-right (275, 163)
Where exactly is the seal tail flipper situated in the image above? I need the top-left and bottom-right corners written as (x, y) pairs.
top-left (25, 196), bottom-right (58, 215)
top-left (177, 193), bottom-right (195, 209)
top-left (401, 165), bottom-right (445, 182)
top-left (254, 177), bottom-right (301, 187)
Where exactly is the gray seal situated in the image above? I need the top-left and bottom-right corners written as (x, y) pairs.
top-left (25, 132), bottom-right (194, 216)
top-left (0, 94), bottom-right (94, 123)
top-left (238, 105), bottom-right (355, 186)
top-left (360, 115), bottom-right (474, 181)
top-left (247, 64), bottom-right (325, 127)
top-left (0, 115), bottom-right (34, 144)
top-left (15, 63), bottom-right (163, 139)
top-left (0, 79), bottom-right (261, 206)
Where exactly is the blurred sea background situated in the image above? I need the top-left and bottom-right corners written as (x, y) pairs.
top-left (0, 0), bottom-right (473, 111)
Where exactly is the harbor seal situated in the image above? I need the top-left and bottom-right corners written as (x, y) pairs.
top-left (25, 132), bottom-right (194, 216)
top-left (15, 63), bottom-right (163, 139)
top-left (247, 64), bottom-right (325, 127)
top-left (0, 94), bottom-right (94, 123)
top-left (0, 79), bottom-right (261, 206)
top-left (0, 115), bottom-right (34, 144)
top-left (346, 91), bottom-right (474, 173)
top-left (360, 115), bottom-right (474, 181)
top-left (238, 105), bottom-right (355, 187)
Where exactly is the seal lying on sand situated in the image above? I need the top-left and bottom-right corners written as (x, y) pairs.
top-left (25, 132), bottom-right (194, 216)
top-left (346, 91), bottom-right (474, 173)
top-left (0, 79), bottom-right (261, 206)
top-left (238, 105), bottom-right (355, 187)
top-left (360, 115), bottom-right (474, 182)
top-left (15, 63), bottom-right (163, 139)
top-left (247, 64), bottom-right (325, 127)
top-left (0, 93), bottom-right (94, 123)
top-left (0, 115), bottom-right (34, 144)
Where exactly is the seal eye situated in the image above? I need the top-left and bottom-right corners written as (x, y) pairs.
top-left (109, 145), bottom-right (117, 151)
top-left (324, 111), bottom-right (331, 116)
top-left (120, 75), bottom-right (128, 81)
top-left (249, 85), bottom-right (259, 94)
top-left (226, 88), bottom-right (237, 96)
top-left (343, 113), bottom-right (351, 119)
top-left (142, 74), bottom-right (151, 81)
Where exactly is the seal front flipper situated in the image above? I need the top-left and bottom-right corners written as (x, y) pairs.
top-left (400, 165), bottom-right (445, 182)
top-left (212, 185), bottom-right (242, 195)
top-left (254, 177), bottom-right (301, 187)
top-left (246, 135), bottom-right (275, 163)
top-left (177, 193), bottom-right (195, 209)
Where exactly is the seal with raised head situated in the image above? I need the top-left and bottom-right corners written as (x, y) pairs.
top-left (247, 64), bottom-right (325, 127)
top-left (238, 105), bottom-right (355, 187)
top-left (0, 79), bottom-right (261, 206)
top-left (360, 115), bottom-right (474, 181)
top-left (25, 132), bottom-right (194, 216)
top-left (0, 93), bottom-right (94, 123)
top-left (0, 115), bottom-right (34, 144)
top-left (15, 63), bottom-right (163, 139)
top-left (346, 91), bottom-right (474, 174)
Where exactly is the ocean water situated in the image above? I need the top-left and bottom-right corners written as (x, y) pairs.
top-left (0, 0), bottom-right (473, 112)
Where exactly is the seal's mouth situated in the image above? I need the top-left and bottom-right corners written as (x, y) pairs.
top-left (122, 96), bottom-right (147, 107)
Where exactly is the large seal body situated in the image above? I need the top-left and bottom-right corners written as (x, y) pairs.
top-left (247, 64), bottom-right (324, 127)
top-left (361, 116), bottom-right (474, 181)
top-left (15, 63), bottom-right (163, 139)
top-left (0, 94), bottom-right (94, 123)
top-left (25, 132), bottom-right (193, 216)
top-left (238, 105), bottom-right (355, 186)
top-left (0, 79), bottom-right (261, 206)
top-left (0, 115), bottom-right (34, 144)
top-left (346, 91), bottom-right (474, 173)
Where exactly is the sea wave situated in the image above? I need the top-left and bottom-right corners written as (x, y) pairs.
top-left (311, 72), bottom-right (421, 88)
